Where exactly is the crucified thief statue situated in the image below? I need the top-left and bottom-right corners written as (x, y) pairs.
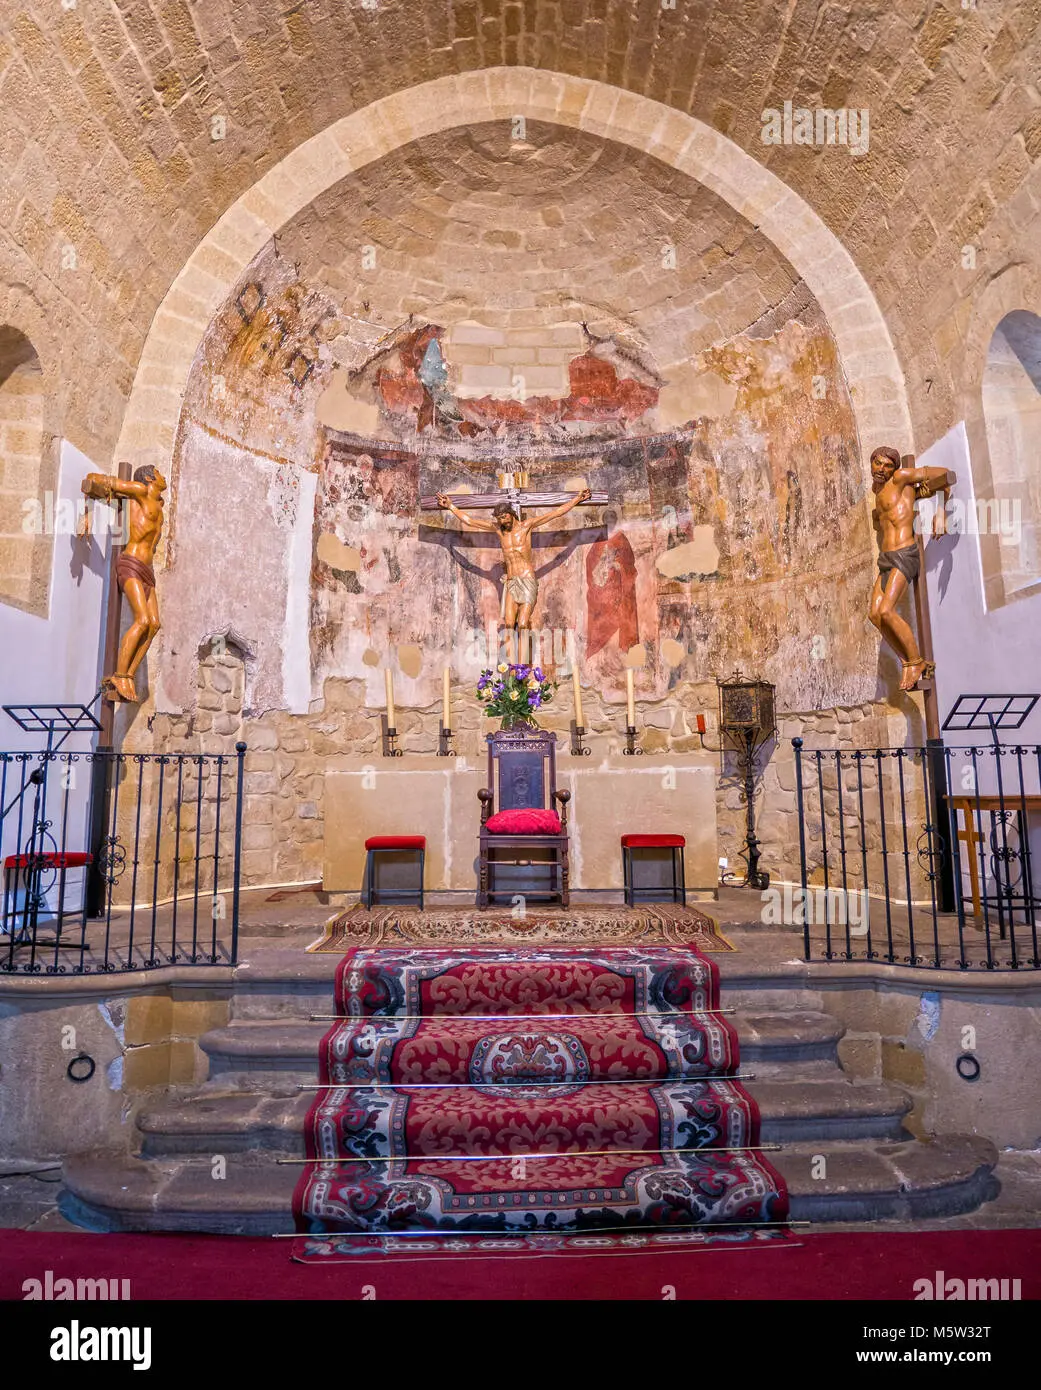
top-left (868, 446), bottom-right (955, 692)
top-left (437, 487), bottom-right (593, 636)
top-left (81, 464), bottom-right (167, 703)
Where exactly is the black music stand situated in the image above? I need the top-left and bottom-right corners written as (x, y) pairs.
top-left (943, 693), bottom-right (1039, 749)
top-left (942, 693), bottom-right (1041, 939)
top-left (2, 701), bottom-right (102, 947)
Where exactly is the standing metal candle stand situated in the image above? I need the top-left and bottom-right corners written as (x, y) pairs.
top-left (381, 715), bottom-right (403, 758)
top-left (569, 719), bottom-right (590, 756)
top-left (437, 721), bottom-right (456, 757)
top-left (623, 725), bottom-right (643, 756)
top-left (715, 670), bottom-right (776, 890)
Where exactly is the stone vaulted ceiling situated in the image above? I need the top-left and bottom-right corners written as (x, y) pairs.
top-left (1, 0), bottom-right (1040, 458)
top-left (275, 119), bottom-right (802, 369)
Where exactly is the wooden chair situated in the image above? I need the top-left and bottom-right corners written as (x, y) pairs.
top-left (477, 730), bottom-right (570, 907)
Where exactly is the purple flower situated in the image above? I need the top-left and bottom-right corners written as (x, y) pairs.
top-left (515, 664), bottom-right (530, 679)
top-left (530, 693), bottom-right (542, 708)
top-left (533, 667), bottom-right (544, 682)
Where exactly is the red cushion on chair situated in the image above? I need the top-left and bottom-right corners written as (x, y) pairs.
top-left (486, 808), bottom-right (562, 835)
top-left (4, 852), bottom-right (92, 870)
top-left (364, 836), bottom-right (426, 850)
top-left (620, 834), bottom-right (685, 848)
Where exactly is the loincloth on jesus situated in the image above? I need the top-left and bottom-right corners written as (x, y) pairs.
top-left (501, 573), bottom-right (539, 614)
top-left (115, 554), bottom-right (156, 594)
top-left (877, 542), bottom-right (920, 584)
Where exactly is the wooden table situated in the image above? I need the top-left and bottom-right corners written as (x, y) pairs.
top-left (946, 795), bottom-right (1041, 921)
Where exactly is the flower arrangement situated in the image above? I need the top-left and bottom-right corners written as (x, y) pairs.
top-left (476, 662), bottom-right (556, 730)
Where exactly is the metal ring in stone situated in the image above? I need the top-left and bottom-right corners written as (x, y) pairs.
top-left (955, 1052), bottom-right (981, 1083)
top-left (67, 1053), bottom-right (97, 1084)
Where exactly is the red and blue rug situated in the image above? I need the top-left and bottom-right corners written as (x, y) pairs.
top-left (292, 946), bottom-right (788, 1239)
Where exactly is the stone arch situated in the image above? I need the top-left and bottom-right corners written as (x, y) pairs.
top-left (0, 326), bottom-right (50, 615)
top-left (956, 261), bottom-right (1041, 610)
top-left (116, 68), bottom-right (912, 484)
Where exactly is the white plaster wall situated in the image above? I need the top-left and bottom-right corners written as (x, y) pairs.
top-left (923, 421), bottom-right (1041, 746)
top-left (0, 441), bottom-right (108, 882)
top-left (923, 420), bottom-right (1041, 899)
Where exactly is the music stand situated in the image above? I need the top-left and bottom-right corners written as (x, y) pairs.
top-left (2, 701), bottom-right (102, 948)
top-left (942, 693), bottom-right (1040, 941)
top-left (942, 693), bottom-right (1039, 750)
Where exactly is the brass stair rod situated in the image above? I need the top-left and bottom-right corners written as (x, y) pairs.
top-left (298, 1075), bottom-right (755, 1089)
top-left (278, 1144), bottom-right (782, 1164)
top-left (272, 1220), bottom-right (811, 1237)
top-left (308, 1007), bottom-right (736, 1021)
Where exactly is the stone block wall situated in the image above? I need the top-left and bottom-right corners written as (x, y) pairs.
top-left (128, 635), bottom-right (930, 900)
top-left (825, 981), bottom-right (1041, 1150)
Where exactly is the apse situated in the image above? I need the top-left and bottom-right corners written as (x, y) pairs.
top-left (156, 122), bottom-right (875, 719)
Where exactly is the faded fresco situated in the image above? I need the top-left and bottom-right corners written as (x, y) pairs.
top-left (158, 241), bottom-right (875, 717)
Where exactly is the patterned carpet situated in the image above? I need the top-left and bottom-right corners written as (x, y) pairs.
top-left (293, 945), bottom-right (787, 1238)
top-left (308, 902), bottom-right (733, 952)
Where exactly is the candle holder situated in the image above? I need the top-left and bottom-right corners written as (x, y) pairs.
top-left (437, 721), bottom-right (456, 757)
top-left (623, 724), bottom-right (643, 756)
top-left (381, 715), bottom-right (403, 758)
top-left (569, 719), bottom-right (590, 756)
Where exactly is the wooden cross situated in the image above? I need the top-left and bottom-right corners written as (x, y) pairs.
top-left (419, 475), bottom-right (608, 516)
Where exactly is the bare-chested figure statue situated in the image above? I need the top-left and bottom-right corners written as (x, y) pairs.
top-left (868, 447), bottom-right (955, 692)
top-left (437, 488), bottom-right (592, 637)
top-left (81, 465), bottom-right (166, 703)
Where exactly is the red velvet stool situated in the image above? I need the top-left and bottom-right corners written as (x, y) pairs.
top-left (620, 834), bottom-right (686, 907)
top-left (363, 836), bottom-right (426, 909)
top-left (3, 851), bottom-right (93, 941)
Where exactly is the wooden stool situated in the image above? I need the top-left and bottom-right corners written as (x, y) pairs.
top-left (620, 834), bottom-right (686, 907)
top-left (363, 836), bottom-right (426, 909)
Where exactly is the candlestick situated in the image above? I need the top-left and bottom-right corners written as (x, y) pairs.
top-left (571, 661), bottom-right (584, 729)
top-left (625, 667), bottom-right (635, 726)
top-left (442, 667), bottom-right (451, 731)
top-left (384, 668), bottom-right (395, 729)
top-left (381, 715), bottom-right (402, 757)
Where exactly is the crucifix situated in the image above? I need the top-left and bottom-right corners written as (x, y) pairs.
top-left (420, 474), bottom-right (608, 657)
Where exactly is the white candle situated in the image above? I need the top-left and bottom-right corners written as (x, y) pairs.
top-left (442, 667), bottom-right (451, 730)
top-left (385, 668), bottom-right (395, 728)
top-left (571, 661), bottom-right (584, 728)
top-left (626, 667), bottom-right (635, 726)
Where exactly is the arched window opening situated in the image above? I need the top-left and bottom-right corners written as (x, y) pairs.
top-left (982, 309), bottom-right (1041, 599)
top-left (0, 326), bottom-right (48, 613)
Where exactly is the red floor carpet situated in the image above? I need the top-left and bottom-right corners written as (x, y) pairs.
top-left (2, 1227), bottom-right (1038, 1300)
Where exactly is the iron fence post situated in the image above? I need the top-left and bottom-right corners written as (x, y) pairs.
top-left (231, 741), bottom-right (247, 966)
top-left (926, 736), bottom-right (955, 913)
top-left (793, 738), bottom-right (810, 960)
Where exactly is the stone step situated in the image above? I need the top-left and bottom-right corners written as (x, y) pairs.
top-left (199, 1008), bottom-right (846, 1081)
top-left (735, 1010), bottom-right (843, 1063)
top-left (60, 1132), bottom-right (998, 1235)
top-left (60, 1151), bottom-right (299, 1237)
top-left (779, 1136), bottom-right (1000, 1223)
top-left (200, 1021), bottom-right (326, 1079)
top-left (136, 1067), bottom-right (912, 1157)
top-left (747, 1078), bottom-right (912, 1141)
top-left (229, 949), bottom-right (337, 1020)
top-left (137, 1089), bottom-right (312, 1157)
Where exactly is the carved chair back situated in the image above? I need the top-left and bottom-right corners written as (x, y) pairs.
top-left (486, 730), bottom-right (558, 815)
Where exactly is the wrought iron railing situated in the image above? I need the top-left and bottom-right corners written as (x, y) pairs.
top-left (0, 744), bottom-right (246, 975)
top-left (792, 738), bottom-right (1041, 971)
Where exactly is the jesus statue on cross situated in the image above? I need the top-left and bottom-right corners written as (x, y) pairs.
top-left (434, 484), bottom-right (597, 638)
